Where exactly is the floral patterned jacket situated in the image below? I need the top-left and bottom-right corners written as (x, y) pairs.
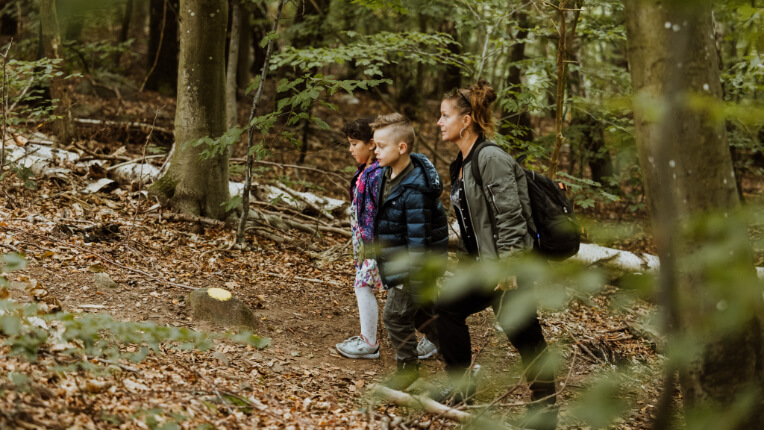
top-left (350, 161), bottom-right (384, 244)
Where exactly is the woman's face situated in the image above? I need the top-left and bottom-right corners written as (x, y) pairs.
top-left (348, 137), bottom-right (375, 165)
top-left (437, 99), bottom-right (467, 143)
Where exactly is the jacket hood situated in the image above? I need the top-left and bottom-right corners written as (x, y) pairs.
top-left (404, 153), bottom-right (443, 196)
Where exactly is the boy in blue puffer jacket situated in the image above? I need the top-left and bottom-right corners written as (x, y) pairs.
top-left (370, 113), bottom-right (449, 390)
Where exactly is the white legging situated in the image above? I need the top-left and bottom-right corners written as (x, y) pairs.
top-left (355, 285), bottom-right (378, 345)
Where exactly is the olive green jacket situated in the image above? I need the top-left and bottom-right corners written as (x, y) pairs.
top-left (450, 138), bottom-right (535, 259)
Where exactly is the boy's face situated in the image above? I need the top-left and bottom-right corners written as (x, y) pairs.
top-left (373, 128), bottom-right (405, 167)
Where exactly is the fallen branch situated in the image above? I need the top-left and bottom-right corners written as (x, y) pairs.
top-left (273, 181), bottom-right (335, 221)
top-left (230, 157), bottom-right (349, 185)
top-left (73, 118), bottom-right (173, 136)
top-left (264, 272), bottom-right (342, 286)
top-left (371, 385), bottom-right (471, 423)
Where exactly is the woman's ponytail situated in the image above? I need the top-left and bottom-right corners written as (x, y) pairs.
top-left (444, 79), bottom-right (497, 138)
top-left (468, 79), bottom-right (497, 138)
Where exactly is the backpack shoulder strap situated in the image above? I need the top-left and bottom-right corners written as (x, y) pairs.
top-left (470, 141), bottom-right (500, 188)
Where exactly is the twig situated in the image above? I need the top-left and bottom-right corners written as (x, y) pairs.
top-left (229, 157), bottom-right (348, 184)
top-left (73, 118), bottom-right (173, 136)
top-left (264, 271), bottom-right (342, 286)
top-left (106, 154), bottom-right (165, 171)
top-left (236, 0), bottom-right (287, 246)
top-left (1, 38), bottom-right (11, 172)
top-left (93, 357), bottom-right (142, 374)
top-left (139, 0), bottom-right (167, 92)
top-left (272, 181), bottom-right (335, 221)
top-left (192, 370), bottom-right (236, 414)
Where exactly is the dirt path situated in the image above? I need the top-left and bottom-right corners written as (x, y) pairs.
top-left (1, 174), bottom-right (662, 429)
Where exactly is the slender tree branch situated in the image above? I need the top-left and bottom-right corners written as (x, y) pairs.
top-left (236, 0), bottom-right (287, 246)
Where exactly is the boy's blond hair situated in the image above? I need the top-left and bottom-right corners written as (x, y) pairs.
top-left (370, 113), bottom-right (415, 154)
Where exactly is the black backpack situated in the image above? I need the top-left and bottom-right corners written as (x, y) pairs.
top-left (471, 143), bottom-right (580, 261)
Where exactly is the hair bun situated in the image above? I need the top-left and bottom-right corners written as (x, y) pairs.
top-left (471, 78), bottom-right (497, 106)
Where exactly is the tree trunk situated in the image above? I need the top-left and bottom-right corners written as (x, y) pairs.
top-left (502, 5), bottom-right (533, 143)
top-left (625, 1), bottom-right (764, 427)
top-left (0, 3), bottom-right (18, 37)
top-left (226, 0), bottom-right (240, 130)
top-left (439, 20), bottom-right (462, 94)
top-left (150, 0), bottom-right (230, 220)
top-left (39, 0), bottom-right (75, 147)
top-left (115, 0), bottom-right (134, 64)
top-left (235, 3), bottom-right (251, 91)
top-left (250, 2), bottom-right (267, 79)
top-left (146, 0), bottom-right (179, 95)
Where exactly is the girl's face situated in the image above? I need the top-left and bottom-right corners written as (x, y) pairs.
top-left (437, 99), bottom-right (468, 143)
top-left (348, 137), bottom-right (375, 165)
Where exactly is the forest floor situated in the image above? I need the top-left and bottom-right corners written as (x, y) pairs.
top-left (0, 86), bottom-right (760, 429)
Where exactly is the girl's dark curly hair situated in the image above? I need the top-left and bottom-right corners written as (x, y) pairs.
top-left (341, 116), bottom-right (376, 142)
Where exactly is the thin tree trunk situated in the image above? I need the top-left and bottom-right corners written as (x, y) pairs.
top-left (115, 0), bottom-right (133, 64)
top-left (145, 0), bottom-right (179, 95)
top-left (503, 4), bottom-right (532, 143)
top-left (235, 0), bottom-right (286, 245)
top-left (625, 1), bottom-right (763, 428)
top-left (40, 0), bottom-right (75, 147)
top-left (226, 0), bottom-right (240, 130)
top-left (548, 0), bottom-right (582, 178)
top-left (236, 4), bottom-right (251, 91)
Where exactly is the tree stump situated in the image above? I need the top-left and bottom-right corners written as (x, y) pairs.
top-left (189, 288), bottom-right (257, 329)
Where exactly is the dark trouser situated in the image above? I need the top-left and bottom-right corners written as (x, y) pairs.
top-left (432, 280), bottom-right (556, 402)
top-left (383, 286), bottom-right (438, 363)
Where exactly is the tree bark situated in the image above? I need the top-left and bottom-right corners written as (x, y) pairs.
top-left (115, 0), bottom-right (134, 64)
top-left (625, 1), bottom-right (763, 427)
top-left (226, 0), bottom-right (240, 130)
top-left (235, 2), bottom-right (251, 91)
top-left (150, 0), bottom-right (230, 220)
top-left (39, 0), bottom-right (75, 147)
top-left (502, 5), bottom-right (533, 143)
top-left (145, 0), bottom-right (179, 95)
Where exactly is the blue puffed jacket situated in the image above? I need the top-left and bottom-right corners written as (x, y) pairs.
top-left (373, 154), bottom-right (449, 294)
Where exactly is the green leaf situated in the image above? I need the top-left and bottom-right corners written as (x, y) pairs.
top-left (2, 253), bottom-right (26, 272)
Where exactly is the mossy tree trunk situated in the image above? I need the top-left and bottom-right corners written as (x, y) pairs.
top-left (39, 0), bottom-right (75, 147)
top-left (151, 0), bottom-right (230, 220)
top-left (625, 0), bottom-right (764, 427)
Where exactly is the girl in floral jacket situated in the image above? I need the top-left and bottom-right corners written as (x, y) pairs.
top-left (336, 117), bottom-right (385, 359)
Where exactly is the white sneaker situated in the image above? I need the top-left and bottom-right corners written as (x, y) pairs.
top-left (336, 336), bottom-right (380, 359)
top-left (417, 337), bottom-right (438, 360)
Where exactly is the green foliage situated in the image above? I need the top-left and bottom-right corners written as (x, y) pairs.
top-left (350, 0), bottom-right (408, 15)
top-left (271, 31), bottom-right (466, 77)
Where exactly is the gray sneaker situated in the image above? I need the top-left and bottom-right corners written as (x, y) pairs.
top-left (336, 336), bottom-right (380, 359)
top-left (416, 337), bottom-right (438, 360)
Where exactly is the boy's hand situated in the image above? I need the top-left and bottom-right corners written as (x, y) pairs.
top-left (495, 276), bottom-right (518, 291)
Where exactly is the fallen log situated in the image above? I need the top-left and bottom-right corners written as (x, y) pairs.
top-left (371, 385), bottom-right (471, 423)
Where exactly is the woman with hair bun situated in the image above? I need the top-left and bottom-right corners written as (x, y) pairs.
top-left (432, 79), bottom-right (557, 428)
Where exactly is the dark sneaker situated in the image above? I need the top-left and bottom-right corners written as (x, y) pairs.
top-left (384, 361), bottom-right (420, 391)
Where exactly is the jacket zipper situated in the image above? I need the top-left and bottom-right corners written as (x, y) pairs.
top-left (461, 174), bottom-right (481, 256)
top-left (486, 183), bottom-right (500, 215)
